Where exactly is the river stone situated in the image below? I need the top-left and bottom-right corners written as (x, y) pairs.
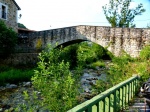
top-left (6, 84), bottom-right (17, 89)
top-left (0, 108), bottom-right (2, 112)
top-left (23, 82), bottom-right (32, 87)
top-left (98, 73), bottom-right (107, 81)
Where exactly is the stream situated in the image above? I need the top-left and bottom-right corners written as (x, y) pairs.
top-left (0, 60), bottom-right (111, 112)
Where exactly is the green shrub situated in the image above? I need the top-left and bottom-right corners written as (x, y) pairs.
top-left (59, 44), bottom-right (79, 69)
top-left (31, 44), bottom-right (79, 112)
top-left (106, 51), bottom-right (133, 86)
top-left (92, 43), bottom-right (106, 59)
top-left (92, 79), bottom-right (109, 94)
top-left (0, 20), bottom-right (17, 56)
top-left (77, 42), bottom-right (108, 67)
top-left (139, 45), bottom-right (150, 60)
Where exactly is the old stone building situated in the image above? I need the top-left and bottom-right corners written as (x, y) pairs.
top-left (0, 0), bottom-right (21, 32)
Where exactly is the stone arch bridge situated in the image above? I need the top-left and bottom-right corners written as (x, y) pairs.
top-left (19, 25), bottom-right (150, 57)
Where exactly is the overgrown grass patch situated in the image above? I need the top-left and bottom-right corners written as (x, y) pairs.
top-left (0, 68), bottom-right (34, 86)
top-left (0, 65), bottom-right (13, 73)
top-left (88, 60), bottom-right (106, 69)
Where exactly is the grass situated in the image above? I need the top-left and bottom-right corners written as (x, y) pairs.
top-left (90, 61), bottom-right (106, 69)
top-left (0, 67), bottom-right (34, 86)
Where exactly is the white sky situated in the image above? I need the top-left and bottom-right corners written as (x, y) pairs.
top-left (15, 0), bottom-right (150, 31)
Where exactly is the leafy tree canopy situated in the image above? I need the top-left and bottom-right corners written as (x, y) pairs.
top-left (102, 0), bottom-right (145, 28)
top-left (18, 23), bottom-right (27, 29)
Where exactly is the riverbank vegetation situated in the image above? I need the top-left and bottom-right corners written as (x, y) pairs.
top-left (1, 42), bottom-right (150, 111)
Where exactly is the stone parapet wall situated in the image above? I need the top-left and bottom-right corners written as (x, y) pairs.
top-left (0, 53), bottom-right (39, 66)
top-left (18, 25), bottom-right (150, 57)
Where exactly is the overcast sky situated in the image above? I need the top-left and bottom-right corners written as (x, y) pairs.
top-left (15, 0), bottom-right (150, 31)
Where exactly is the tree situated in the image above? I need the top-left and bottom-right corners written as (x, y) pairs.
top-left (18, 23), bottom-right (27, 29)
top-left (0, 20), bottom-right (17, 56)
top-left (102, 0), bottom-right (145, 27)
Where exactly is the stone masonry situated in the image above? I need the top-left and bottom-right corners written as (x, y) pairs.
top-left (0, 0), bottom-right (20, 32)
top-left (23, 25), bottom-right (150, 57)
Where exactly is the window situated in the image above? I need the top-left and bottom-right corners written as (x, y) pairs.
top-left (0, 3), bottom-right (8, 20)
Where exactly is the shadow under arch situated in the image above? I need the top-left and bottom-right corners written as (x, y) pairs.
top-left (56, 39), bottom-right (88, 48)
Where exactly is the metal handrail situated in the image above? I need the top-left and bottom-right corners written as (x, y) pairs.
top-left (68, 75), bottom-right (139, 112)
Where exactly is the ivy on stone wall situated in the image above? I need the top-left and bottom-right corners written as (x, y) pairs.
top-left (0, 20), bottom-right (17, 56)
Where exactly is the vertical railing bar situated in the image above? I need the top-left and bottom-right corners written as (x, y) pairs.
top-left (122, 87), bottom-right (124, 110)
top-left (128, 83), bottom-right (130, 103)
top-left (132, 81), bottom-right (134, 98)
top-left (88, 106), bottom-right (92, 112)
top-left (103, 99), bottom-right (105, 112)
top-left (85, 106), bottom-right (92, 112)
top-left (130, 82), bottom-right (131, 99)
top-left (114, 90), bottom-right (117, 112)
top-left (133, 80), bottom-right (135, 96)
top-left (109, 95), bottom-right (111, 112)
top-left (119, 89), bottom-right (121, 109)
top-left (125, 85), bottom-right (126, 108)
top-left (96, 102), bottom-right (99, 112)
top-left (131, 81), bottom-right (133, 98)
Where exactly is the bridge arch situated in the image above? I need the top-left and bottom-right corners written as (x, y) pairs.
top-left (27, 25), bottom-right (150, 57)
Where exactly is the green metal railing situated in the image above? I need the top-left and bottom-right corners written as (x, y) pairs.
top-left (68, 75), bottom-right (139, 112)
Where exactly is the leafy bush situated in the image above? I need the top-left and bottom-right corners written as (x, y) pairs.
top-left (31, 44), bottom-right (79, 112)
top-left (59, 44), bottom-right (79, 69)
top-left (105, 52), bottom-right (134, 86)
top-left (139, 45), bottom-right (150, 60)
top-left (58, 42), bottom-right (111, 68)
top-left (0, 20), bottom-right (17, 56)
top-left (77, 42), bottom-right (108, 67)
top-left (92, 79), bottom-right (109, 94)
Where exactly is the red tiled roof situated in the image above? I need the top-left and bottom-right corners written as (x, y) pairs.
top-left (18, 28), bottom-right (36, 32)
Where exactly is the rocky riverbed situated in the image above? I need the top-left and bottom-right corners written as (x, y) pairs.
top-left (0, 61), bottom-right (111, 112)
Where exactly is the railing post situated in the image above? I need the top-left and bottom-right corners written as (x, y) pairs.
top-left (133, 80), bottom-right (135, 95)
top-left (96, 102), bottom-right (99, 112)
top-left (122, 87), bottom-right (124, 110)
top-left (125, 85), bottom-right (127, 107)
top-left (119, 88), bottom-right (121, 110)
top-left (86, 106), bottom-right (92, 112)
top-left (103, 99), bottom-right (105, 112)
top-left (114, 90), bottom-right (117, 112)
top-left (109, 95), bottom-right (111, 112)
top-left (131, 81), bottom-right (133, 98)
top-left (128, 83), bottom-right (130, 103)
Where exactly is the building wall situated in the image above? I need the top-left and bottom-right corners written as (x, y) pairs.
top-left (0, 0), bottom-right (18, 32)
